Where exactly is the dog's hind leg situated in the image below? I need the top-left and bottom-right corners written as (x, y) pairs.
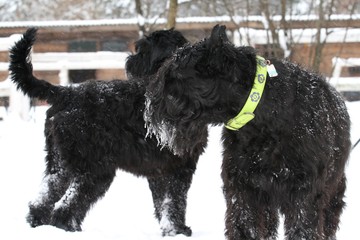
top-left (27, 149), bottom-right (70, 228)
top-left (27, 168), bottom-right (70, 227)
top-left (49, 171), bottom-right (115, 232)
top-left (148, 167), bottom-right (194, 237)
top-left (323, 176), bottom-right (346, 240)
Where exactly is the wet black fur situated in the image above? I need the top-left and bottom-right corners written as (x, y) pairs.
top-left (145, 25), bottom-right (351, 240)
top-left (9, 28), bottom-right (207, 236)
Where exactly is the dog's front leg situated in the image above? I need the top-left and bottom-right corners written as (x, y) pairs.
top-left (282, 196), bottom-right (325, 240)
top-left (148, 168), bottom-right (194, 237)
top-left (222, 184), bottom-right (267, 240)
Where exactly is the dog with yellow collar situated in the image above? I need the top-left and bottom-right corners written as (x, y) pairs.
top-left (145, 25), bottom-right (351, 240)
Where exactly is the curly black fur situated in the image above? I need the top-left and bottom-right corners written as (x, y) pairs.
top-left (9, 28), bottom-right (207, 236)
top-left (145, 25), bottom-right (351, 240)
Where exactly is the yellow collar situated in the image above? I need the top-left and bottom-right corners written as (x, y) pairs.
top-left (225, 56), bottom-right (268, 131)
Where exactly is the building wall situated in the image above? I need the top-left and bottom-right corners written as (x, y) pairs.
top-left (0, 29), bottom-right (135, 85)
top-left (96, 69), bottom-right (127, 80)
top-left (291, 42), bottom-right (360, 77)
top-left (1, 26), bottom-right (359, 83)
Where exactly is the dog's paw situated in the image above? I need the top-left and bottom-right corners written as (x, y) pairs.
top-left (50, 209), bottom-right (82, 232)
top-left (26, 212), bottom-right (49, 228)
top-left (162, 225), bottom-right (192, 237)
top-left (51, 219), bottom-right (82, 232)
top-left (176, 225), bottom-right (192, 237)
top-left (26, 204), bottom-right (52, 227)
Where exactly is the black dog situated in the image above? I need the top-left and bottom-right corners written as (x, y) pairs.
top-left (145, 25), bottom-right (351, 239)
top-left (9, 28), bottom-right (207, 236)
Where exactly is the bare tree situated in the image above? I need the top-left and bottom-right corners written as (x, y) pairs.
top-left (166, 0), bottom-right (178, 29)
top-left (221, 0), bottom-right (250, 45)
top-left (135, 0), bottom-right (146, 37)
top-left (311, 0), bottom-right (336, 71)
top-left (260, 0), bottom-right (278, 57)
top-left (133, 0), bottom-right (178, 35)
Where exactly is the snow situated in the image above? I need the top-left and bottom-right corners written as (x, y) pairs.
top-left (54, 180), bottom-right (80, 211)
top-left (1, 101), bottom-right (360, 239)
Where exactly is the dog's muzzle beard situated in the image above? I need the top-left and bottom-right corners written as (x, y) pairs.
top-left (144, 97), bottom-right (203, 157)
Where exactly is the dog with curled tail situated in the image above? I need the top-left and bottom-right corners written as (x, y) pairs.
top-left (9, 27), bottom-right (207, 236)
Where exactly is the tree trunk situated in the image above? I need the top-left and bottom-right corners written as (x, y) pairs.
top-left (280, 0), bottom-right (291, 58)
top-left (312, 0), bottom-right (325, 71)
top-left (135, 0), bottom-right (146, 37)
top-left (166, 0), bottom-right (178, 29)
top-left (312, 0), bottom-right (335, 72)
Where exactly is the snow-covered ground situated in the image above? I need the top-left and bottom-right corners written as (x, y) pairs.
top-left (0, 101), bottom-right (359, 240)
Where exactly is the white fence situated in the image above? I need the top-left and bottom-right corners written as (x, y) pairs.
top-left (329, 57), bottom-right (360, 92)
top-left (0, 51), bottom-right (129, 85)
top-left (0, 34), bottom-right (129, 120)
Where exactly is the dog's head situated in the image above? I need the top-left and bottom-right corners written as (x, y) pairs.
top-left (145, 25), bottom-right (258, 156)
top-left (126, 29), bottom-right (188, 78)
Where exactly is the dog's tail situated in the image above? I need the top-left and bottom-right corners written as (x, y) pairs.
top-left (9, 28), bottom-right (61, 103)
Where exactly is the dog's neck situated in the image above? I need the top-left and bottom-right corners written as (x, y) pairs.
top-left (225, 56), bottom-right (269, 131)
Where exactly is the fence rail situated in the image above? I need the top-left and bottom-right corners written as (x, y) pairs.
top-left (0, 51), bottom-right (129, 85)
top-left (0, 49), bottom-right (128, 119)
top-left (329, 57), bottom-right (360, 92)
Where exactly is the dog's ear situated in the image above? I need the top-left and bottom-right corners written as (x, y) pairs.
top-left (208, 24), bottom-right (229, 49)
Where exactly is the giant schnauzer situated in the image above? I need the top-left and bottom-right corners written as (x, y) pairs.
top-left (9, 28), bottom-right (207, 236)
top-left (145, 25), bottom-right (351, 240)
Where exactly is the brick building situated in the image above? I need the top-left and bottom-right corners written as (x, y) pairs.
top-left (0, 15), bottom-right (359, 97)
